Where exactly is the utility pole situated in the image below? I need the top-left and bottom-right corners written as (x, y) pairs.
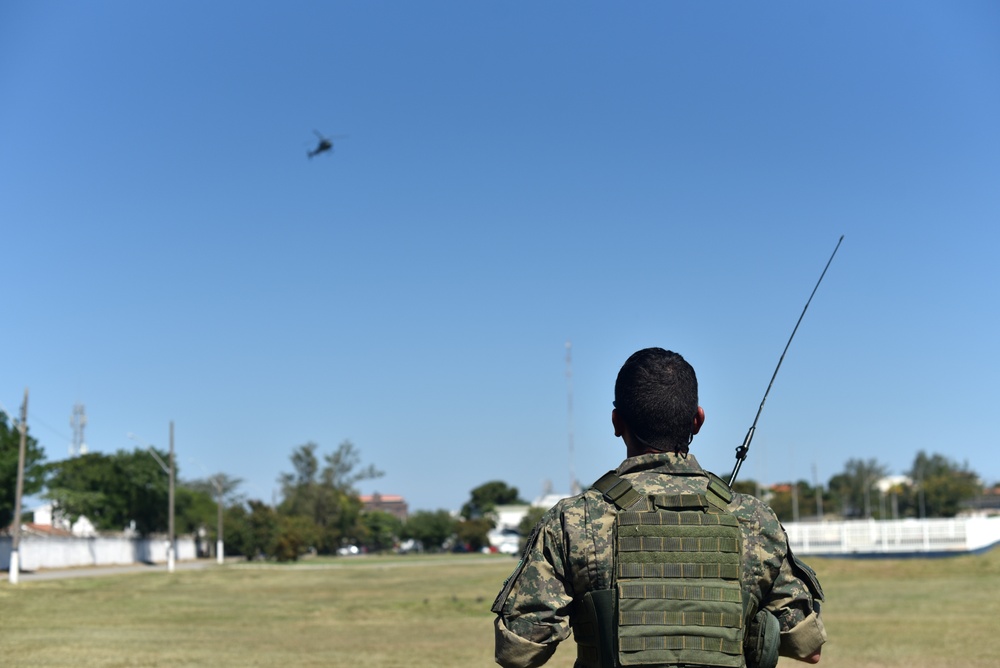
top-left (214, 475), bottom-right (224, 565)
top-left (128, 426), bottom-right (175, 572)
top-left (918, 465), bottom-right (927, 519)
top-left (864, 471), bottom-right (873, 519)
top-left (812, 462), bottom-right (823, 520)
top-left (9, 389), bottom-right (28, 585)
top-left (168, 421), bottom-right (175, 573)
top-left (791, 480), bottom-right (799, 523)
top-left (790, 446), bottom-right (799, 522)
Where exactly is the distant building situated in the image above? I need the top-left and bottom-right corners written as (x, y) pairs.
top-left (487, 492), bottom-right (573, 553)
top-left (360, 493), bottom-right (408, 522)
top-left (961, 485), bottom-right (1000, 518)
top-left (875, 475), bottom-right (911, 493)
top-left (493, 504), bottom-right (531, 533)
top-left (28, 503), bottom-right (97, 537)
top-left (15, 522), bottom-right (74, 538)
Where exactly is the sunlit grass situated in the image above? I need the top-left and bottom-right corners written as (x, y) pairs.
top-left (2, 548), bottom-right (998, 667)
top-left (793, 549), bottom-right (1000, 668)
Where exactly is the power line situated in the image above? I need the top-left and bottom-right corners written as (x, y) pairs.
top-left (0, 399), bottom-right (73, 443)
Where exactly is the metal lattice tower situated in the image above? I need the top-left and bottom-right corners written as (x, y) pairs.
top-left (70, 403), bottom-right (87, 457)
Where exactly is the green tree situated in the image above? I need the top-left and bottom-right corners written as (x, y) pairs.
top-left (322, 441), bottom-right (384, 493)
top-left (277, 441), bottom-right (382, 557)
top-left (401, 509), bottom-right (456, 551)
top-left (461, 480), bottom-right (524, 520)
top-left (184, 473), bottom-right (244, 545)
top-left (185, 473), bottom-right (244, 505)
top-left (517, 506), bottom-right (547, 553)
top-left (174, 485), bottom-right (216, 535)
top-left (517, 506), bottom-right (546, 535)
top-left (731, 479), bottom-right (760, 497)
top-left (455, 517), bottom-right (493, 552)
top-left (45, 448), bottom-right (176, 534)
top-left (361, 510), bottom-right (402, 553)
top-left (220, 503), bottom-right (252, 558)
top-left (908, 451), bottom-right (982, 518)
top-left (765, 479), bottom-right (820, 522)
top-left (273, 514), bottom-right (320, 562)
top-left (828, 458), bottom-right (889, 519)
top-left (278, 442), bottom-right (343, 554)
top-left (1, 410), bottom-right (47, 528)
top-left (225, 500), bottom-right (280, 560)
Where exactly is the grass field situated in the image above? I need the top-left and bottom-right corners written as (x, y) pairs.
top-left (2, 548), bottom-right (998, 667)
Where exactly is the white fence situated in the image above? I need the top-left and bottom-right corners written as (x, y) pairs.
top-left (785, 516), bottom-right (1000, 557)
top-left (5, 518), bottom-right (1000, 570)
top-left (0, 534), bottom-right (199, 571)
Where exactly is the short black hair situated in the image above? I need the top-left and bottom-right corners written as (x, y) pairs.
top-left (614, 348), bottom-right (699, 452)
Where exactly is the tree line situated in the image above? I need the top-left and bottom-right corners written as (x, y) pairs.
top-left (0, 411), bottom-right (526, 560)
top-left (736, 451), bottom-right (987, 522)
top-left (1, 409), bottom-right (994, 562)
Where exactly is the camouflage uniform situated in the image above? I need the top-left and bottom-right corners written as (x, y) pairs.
top-left (492, 452), bottom-right (827, 668)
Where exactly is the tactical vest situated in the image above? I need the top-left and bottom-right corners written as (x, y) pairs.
top-left (574, 471), bottom-right (748, 668)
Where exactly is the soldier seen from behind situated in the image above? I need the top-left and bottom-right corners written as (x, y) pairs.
top-left (492, 347), bottom-right (827, 668)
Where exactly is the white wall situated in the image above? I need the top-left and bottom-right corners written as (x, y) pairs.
top-left (0, 535), bottom-right (199, 571)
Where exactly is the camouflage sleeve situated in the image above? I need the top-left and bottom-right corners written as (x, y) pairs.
top-left (768, 547), bottom-right (827, 659)
top-left (491, 507), bottom-right (574, 667)
top-left (732, 493), bottom-right (827, 659)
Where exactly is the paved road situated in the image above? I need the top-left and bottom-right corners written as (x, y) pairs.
top-left (9, 559), bottom-right (218, 582)
top-left (6, 554), bottom-right (508, 582)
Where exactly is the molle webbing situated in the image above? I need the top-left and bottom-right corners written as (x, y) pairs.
top-left (594, 471), bottom-right (644, 510)
top-left (588, 472), bottom-right (746, 668)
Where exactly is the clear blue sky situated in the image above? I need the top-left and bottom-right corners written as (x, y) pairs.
top-left (3, 2), bottom-right (998, 513)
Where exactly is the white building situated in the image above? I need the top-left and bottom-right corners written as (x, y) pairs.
top-left (487, 492), bottom-right (573, 554)
top-left (30, 503), bottom-right (97, 537)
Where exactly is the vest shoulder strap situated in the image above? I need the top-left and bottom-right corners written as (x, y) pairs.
top-left (706, 471), bottom-right (735, 510)
top-left (594, 469), bottom-right (735, 511)
top-left (592, 471), bottom-right (643, 510)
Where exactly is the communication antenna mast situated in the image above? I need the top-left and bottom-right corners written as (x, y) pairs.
top-left (566, 341), bottom-right (580, 495)
top-left (70, 403), bottom-right (88, 457)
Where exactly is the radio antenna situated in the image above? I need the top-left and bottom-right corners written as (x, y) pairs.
top-left (729, 235), bottom-right (844, 486)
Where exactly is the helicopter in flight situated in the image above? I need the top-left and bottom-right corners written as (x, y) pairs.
top-left (307, 130), bottom-right (346, 159)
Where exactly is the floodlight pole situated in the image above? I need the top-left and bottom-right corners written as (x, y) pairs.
top-left (8, 389), bottom-right (28, 585)
top-left (129, 426), bottom-right (175, 573)
top-left (168, 421), bottom-right (175, 573)
top-left (215, 475), bottom-right (224, 565)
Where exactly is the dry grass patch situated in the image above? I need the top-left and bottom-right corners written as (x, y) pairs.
top-left (780, 548), bottom-right (1000, 668)
top-left (2, 547), bottom-right (998, 668)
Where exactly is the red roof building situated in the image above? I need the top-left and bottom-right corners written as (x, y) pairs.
top-left (360, 493), bottom-right (408, 522)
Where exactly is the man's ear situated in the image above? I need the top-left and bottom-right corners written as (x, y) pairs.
top-left (612, 409), bottom-right (625, 437)
top-left (691, 406), bottom-right (706, 435)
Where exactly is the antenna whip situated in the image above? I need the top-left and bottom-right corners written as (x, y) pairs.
top-left (729, 235), bottom-right (844, 486)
